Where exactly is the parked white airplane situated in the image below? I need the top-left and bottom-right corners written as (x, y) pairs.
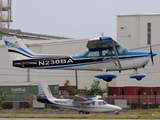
top-left (3, 36), bottom-right (157, 82)
top-left (37, 81), bottom-right (122, 114)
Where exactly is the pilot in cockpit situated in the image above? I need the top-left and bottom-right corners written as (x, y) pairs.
top-left (105, 48), bottom-right (114, 55)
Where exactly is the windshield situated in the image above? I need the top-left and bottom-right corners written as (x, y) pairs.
top-left (103, 100), bottom-right (107, 105)
top-left (116, 44), bottom-right (128, 54)
top-left (82, 43), bottom-right (128, 57)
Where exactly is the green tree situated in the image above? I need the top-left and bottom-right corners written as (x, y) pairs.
top-left (0, 89), bottom-right (6, 108)
top-left (85, 80), bottom-right (108, 95)
top-left (64, 80), bottom-right (77, 95)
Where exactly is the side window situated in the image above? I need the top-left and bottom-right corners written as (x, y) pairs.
top-left (102, 49), bottom-right (109, 56)
top-left (103, 101), bottom-right (107, 105)
top-left (102, 49), bottom-right (115, 56)
top-left (92, 101), bottom-right (95, 105)
top-left (98, 102), bottom-right (102, 105)
top-left (87, 51), bottom-right (100, 57)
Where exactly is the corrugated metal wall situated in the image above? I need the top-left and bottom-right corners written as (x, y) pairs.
top-left (0, 85), bottom-right (59, 95)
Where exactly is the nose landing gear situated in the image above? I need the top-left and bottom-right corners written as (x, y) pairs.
top-left (130, 70), bottom-right (146, 81)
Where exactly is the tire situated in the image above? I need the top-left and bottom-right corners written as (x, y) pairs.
top-left (84, 112), bottom-right (90, 114)
top-left (103, 77), bottom-right (112, 82)
top-left (79, 111), bottom-right (84, 114)
top-left (136, 78), bottom-right (142, 81)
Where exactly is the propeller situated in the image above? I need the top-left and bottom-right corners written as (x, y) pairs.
top-left (150, 44), bottom-right (154, 65)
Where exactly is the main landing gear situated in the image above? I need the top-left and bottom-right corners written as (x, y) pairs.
top-left (94, 72), bottom-right (117, 82)
top-left (79, 111), bottom-right (90, 114)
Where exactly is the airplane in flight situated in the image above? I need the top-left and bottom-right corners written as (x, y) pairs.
top-left (3, 36), bottom-right (157, 82)
top-left (37, 81), bottom-right (122, 114)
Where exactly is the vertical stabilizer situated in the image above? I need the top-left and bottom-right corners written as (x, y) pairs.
top-left (38, 81), bottom-right (55, 99)
top-left (3, 36), bottom-right (35, 61)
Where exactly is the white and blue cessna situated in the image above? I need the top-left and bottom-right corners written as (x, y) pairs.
top-left (37, 81), bottom-right (122, 114)
top-left (3, 36), bottom-right (157, 82)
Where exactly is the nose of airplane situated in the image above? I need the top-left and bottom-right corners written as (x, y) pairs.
top-left (116, 106), bottom-right (122, 111)
top-left (152, 52), bottom-right (157, 57)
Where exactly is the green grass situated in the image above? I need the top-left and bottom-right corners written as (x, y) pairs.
top-left (0, 108), bottom-right (160, 119)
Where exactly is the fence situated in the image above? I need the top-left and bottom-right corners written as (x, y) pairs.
top-left (2, 95), bottom-right (33, 109)
top-left (106, 95), bottom-right (160, 109)
top-left (1, 95), bottom-right (160, 109)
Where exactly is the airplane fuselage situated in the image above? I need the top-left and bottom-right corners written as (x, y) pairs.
top-left (12, 50), bottom-right (151, 72)
top-left (37, 97), bottom-right (122, 113)
top-left (3, 36), bottom-right (157, 82)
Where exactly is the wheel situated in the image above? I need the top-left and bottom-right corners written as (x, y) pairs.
top-left (103, 77), bottom-right (112, 82)
top-left (79, 111), bottom-right (84, 114)
top-left (114, 111), bottom-right (119, 115)
top-left (84, 112), bottom-right (90, 114)
top-left (136, 78), bottom-right (142, 81)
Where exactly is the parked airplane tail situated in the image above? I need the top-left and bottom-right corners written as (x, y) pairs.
top-left (3, 36), bottom-right (36, 61)
top-left (38, 81), bottom-right (56, 99)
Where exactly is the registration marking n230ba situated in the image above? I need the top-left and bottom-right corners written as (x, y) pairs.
top-left (38, 59), bottom-right (73, 66)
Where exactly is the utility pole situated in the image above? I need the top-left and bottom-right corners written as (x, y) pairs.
top-left (75, 70), bottom-right (78, 90)
top-left (27, 68), bottom-right (30, 82)
top-left (26, 44), bottom-right (30, 82)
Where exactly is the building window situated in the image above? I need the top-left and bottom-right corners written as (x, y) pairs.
top-left (147, 23), bottom-right (151, 45)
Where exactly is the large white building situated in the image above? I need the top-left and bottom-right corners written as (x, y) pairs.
top-left (117, 14), bottom-right (160, 48)
top-left (116, 14), bottom-right (160, 86)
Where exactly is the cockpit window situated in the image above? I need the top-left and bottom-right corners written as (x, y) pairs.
top-left (92, 101), bottom-right (95, 105)
top-left (98, 101), bottom-right (103, 105)
top-left (102, 48), bottom-right (115, 56)
top-left (116, 45), bottom-right (128, 54)
top-left (87, 51), bottom-right (100, 57)
top-left (103, 100), bottom-right (107, 105)
top-left (83, 43), bottom-right (128, 57)
top-left (102, 45), bottom-right (127, 56)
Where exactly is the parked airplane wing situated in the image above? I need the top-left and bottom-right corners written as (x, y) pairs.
top-left (74, 95), bottom-right (88, 101)
top-left (73, 95), bottom-right (93, 104)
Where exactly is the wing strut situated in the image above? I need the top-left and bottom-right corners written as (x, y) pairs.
top-left (112, 41), bottom-right (122, 68)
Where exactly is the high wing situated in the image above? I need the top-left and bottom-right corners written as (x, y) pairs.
top-left (73, 95), bottom-right (93, 104)
top-left (86, 36), bottom-right (122, 68)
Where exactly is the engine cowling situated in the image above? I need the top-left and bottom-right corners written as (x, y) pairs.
top-left (94, 72), bottom-right (117, 82)
top-left (129, 73), bottom-right (146, 81)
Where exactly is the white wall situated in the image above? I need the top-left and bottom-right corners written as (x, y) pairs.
top-left (117, 14), bottom-right (160, 49)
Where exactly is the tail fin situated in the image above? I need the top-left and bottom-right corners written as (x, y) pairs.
top-left (3, 36), bottom-right (36, 61)
top-left (38, 81), bottom-right (55, 99)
